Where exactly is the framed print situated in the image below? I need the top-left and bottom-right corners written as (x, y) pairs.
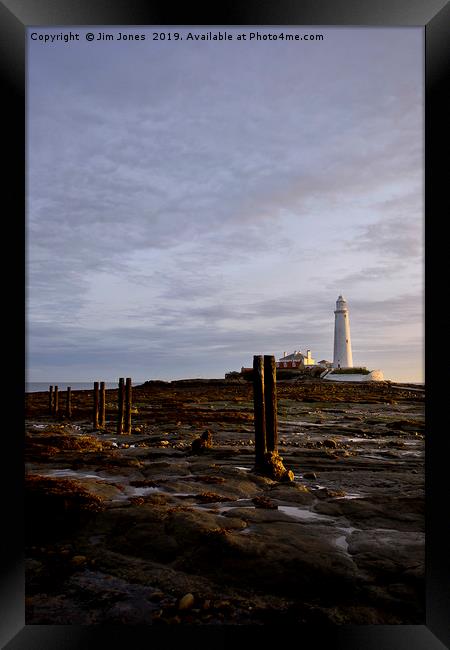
top-left (2, 1), bottom-right (449, 648)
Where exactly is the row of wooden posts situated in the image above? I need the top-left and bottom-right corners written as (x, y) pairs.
top-left (253, 355), bottom-right (278, 468)
top-left (47, 356), bottom-right (278, 455)
top-left (48, 378), bottom-right (133, 434)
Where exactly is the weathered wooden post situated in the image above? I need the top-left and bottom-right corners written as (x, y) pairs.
top-left (253, 355), bottom-right (266, 468)
top-left (66, 386), bottom-right (72, 418)
top-left (53, 385), bottom-right (59, 416)
top-left (117, 377), bottom-right (125, 435)
top-left (264, 355), bottom-right (278, 453)
top-left (49, 385), bottom-right (54, 415)
top-left (93, 382), bottom-right (99, 429)
top-left (99, 381), bottom-right (106, 429)
top-left (124, 377), bottom-right (132, 434)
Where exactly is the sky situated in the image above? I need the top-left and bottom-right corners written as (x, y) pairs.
top-left (26, 26), bottom-right (424, 383)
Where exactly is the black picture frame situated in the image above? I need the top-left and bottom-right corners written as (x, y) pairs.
top-left (3, 1), bottom-right (449, 648)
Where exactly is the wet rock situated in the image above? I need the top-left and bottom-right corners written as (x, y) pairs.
top-left (130, 479), bottom-right (159, 487)
top-left (252, 496), bottom-right (278, 509)
top-left (195, 492), bottom-right (231, 504)
top-left (388, 420), bottom-right (410, 430)
top-left (303, 472), bottom-right (317, 480)
top-left (323, 439), bottom-right (338, 449)
top-left (188, 475), bottom-right (225, 485)
top-left (191, 429), bottom-right (213, 454)
top-left (104, 598), bottom-right (157, 624)
top-left (324, 489), bottom-right (346, 498)
top-left (71, 555), bottom-right (87, 566)
top-left (267, 484), bottom-right (313, 504)
top-left (348, 529), bottom-right (424, 581)
top-left (26, 475), bottom-right (106, 541)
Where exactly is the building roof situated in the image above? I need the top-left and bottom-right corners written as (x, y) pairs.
top-left (279, 352), bottom-right (305, 361)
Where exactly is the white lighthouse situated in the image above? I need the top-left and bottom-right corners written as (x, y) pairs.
top-left (333, 295), bottom-right (353, 368)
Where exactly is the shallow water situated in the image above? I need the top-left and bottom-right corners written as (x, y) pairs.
top-left (334, 526), bottom-right (357, 553)
top-left (278, 419), bottom-right (339, 427)
top-left (277, 506), bottom-right (332, 522)
top-left (39, 468), bottom-right (114, 481)
top-left (130, 486), bottom-right (162, 497)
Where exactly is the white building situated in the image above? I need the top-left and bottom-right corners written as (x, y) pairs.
top-left (276, 349), bottom-right (315, 368)
top-left (333, 295), bottom-right (353, 368)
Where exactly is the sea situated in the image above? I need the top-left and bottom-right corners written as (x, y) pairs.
top-left (25, 381), bottom-right (145, 393)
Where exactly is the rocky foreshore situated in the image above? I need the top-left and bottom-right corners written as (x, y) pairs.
top-left (25, 380), bottom-right (424, 625)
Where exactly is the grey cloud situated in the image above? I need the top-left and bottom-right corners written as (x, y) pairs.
top-left (349, 215), bottom-right (423, 259)
top-left (322, 262), bottom-right (408, 292)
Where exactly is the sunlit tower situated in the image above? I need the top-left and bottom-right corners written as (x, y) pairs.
top-left (333, 295), bottom-right (353, 368)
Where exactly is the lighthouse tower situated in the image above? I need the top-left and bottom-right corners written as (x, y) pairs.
top-left (333, 295), bottom-right (353, 368)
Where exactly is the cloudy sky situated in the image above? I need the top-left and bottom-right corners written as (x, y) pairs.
top-left (27, 26), bottom-right (424, 383)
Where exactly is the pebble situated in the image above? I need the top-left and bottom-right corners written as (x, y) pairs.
top-left (149, 591), bottom-right (164, 601)
top-left (303, 472), bottom-right (317, 480)
top-left (71, 555), bottom-right (87, 566)
top-left (215, 600), bottom-right (231, 609)
top-left (178, 593), bottom-right (195, 610)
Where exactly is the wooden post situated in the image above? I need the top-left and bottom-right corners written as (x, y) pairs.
top-left (253, 355), bottom-right (266, 468)
top-left (53, 386), bottom-right (59, 416)
top-left (49, 386), bottom-right (53, 415)
top-left (117, 378), bottom-right (124, 435)
top-left (99, 381), bottom-right (106, 429)
top-left (93, 382), bottom-right (99, 429)
top-left (264, 355), bottom-right (278, 453)
top-left (124, 378), bottom-right (132, 434)
top-left (66, 387), bottom-right (72, 418)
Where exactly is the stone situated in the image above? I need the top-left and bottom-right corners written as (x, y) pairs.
top-left (323, 439), bottom-right (338, 448)
top-left (303, 472), bottom-right (317, 480)
top-left (178, 593), bottom-right (195, 610)
top-left (71, 555), bottom-right (87, 566)
top-left (191, 430), bottom-right (213, 454)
